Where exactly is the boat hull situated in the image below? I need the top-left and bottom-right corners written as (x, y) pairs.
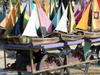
top-left (61, 34), bottom-right (84, 41)
top-left (0, 38), bottom-right (8, 44)
top-left (84, 31), bottom-right (100, 39)
top-left (32, 37), bottom-right (60, 46)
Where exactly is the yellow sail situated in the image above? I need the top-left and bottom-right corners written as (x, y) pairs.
top-left (92, 0), bottom-right (100, 31)
top-left (76, 1), bottom-right (92, 30)
top-left (70, 3), bottom-right (76, 33)
top-left (0, 4), bottom-right (18, 30)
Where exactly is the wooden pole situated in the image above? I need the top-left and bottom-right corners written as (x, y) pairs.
top-left (28, 0), bottom-right (31, 16)
top-left (69, 0), bottom-right (71, 33)
top-left (36, 0), bottom-right (44, 37)
top-left (54, 0), bottom-right (56, 16)
top-left (18, 0), bottom-right (20, 18)
top-left (92, 0), bottom-right (94, 31)
top-left (49, 0), bottom-right (51, 17)
top-left (81, 0), bottom-right (82, 10)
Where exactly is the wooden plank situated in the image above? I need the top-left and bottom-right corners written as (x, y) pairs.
top-left (33, 59), bottom-right (100, 74)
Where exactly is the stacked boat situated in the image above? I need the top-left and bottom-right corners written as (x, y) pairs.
top-left (0, 0), bottom-right (100, 46)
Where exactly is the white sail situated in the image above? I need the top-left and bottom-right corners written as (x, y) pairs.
top-left (61, 2), bottom-right (65, 14)
top-left (10, 1), bottom-right (13, 11)
top-left (55, 4), bottom-right (69, 33)
top-left (22, 8), bottom-right (38, 37)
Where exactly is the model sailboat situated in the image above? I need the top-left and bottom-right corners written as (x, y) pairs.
top-left (76, 0), bottom-right (100, 39)
top-left (19, 0), bottom-right (60, 46)
top-left (0, 3), bottom-right (18, 44)
top-left (53, 1), bottom-right (83, 41)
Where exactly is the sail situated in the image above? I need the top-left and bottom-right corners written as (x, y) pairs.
top-left (42, 0), bottom-right (50, 17)
top-left (20, 5), bottom-right (30, 25)
top-left (36, 0), bottom-right (53, 34)
top-left (92, 0), bottom-right (100, 31)
top-left (97, 0), bottom-right (100, 9)
top-left (10, 1), bottom-right (13, 11)
top-left (10, 5), bottom-right (26, 35)
top-left (22, 8), bottom-right (38, 37)
top-left (50, 0), bottom-right (55, 15)
top-left (82, 0), bottom-right (87, 8)
top-left (22, 0), bottom-right (36, 16)
top-left (0, 4), bottom-right (18, 30)
top-left (52, 6), bottom-right (61, 28)
top-left (61, 2), bottom-right (65, 14)
top-left (76, 1), bottom-right (92, 30)
top-left (70, 3), bottom-right (76, 33)
top-left (4, 30), bottom-right (11, 35)
top-left (0, 11), bottom-right (7, 23)
top-left (74, 2), bottom-right (79, 17)
top-left (75, 0), bottom-right (91, 22)
top-left (0, 29), bottom-right (6, 35)
top-left (30, 0), bottom-right (35, 11)
top-left (55, 4), bottom-right (69, 33)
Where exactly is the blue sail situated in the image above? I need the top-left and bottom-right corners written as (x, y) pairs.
top-left (0, 11), bottom-right (7, 23)
top-left (52, 6), bottom-right (61, 28)
top-left (30, 0), bottom-right (35, 11)
top-left (10, 5), bottom-right (26, 35)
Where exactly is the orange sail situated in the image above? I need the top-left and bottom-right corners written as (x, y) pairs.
top-left (43, 0), bottom-right (50, 17)
top-left (76, 1), bottom-right (92, 30)
top-left (0, 4), bottom-right (18, 30)
top-left (92, 0), bottom-right (100, 31)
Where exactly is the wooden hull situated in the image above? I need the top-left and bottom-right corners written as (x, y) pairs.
top-left (0, 38), bottom-right (8, 44)
top-left (84, 31), bottom-right (100, 39)
top-left (19, 37), bottom-right (32, 44)
top-left (61, 34), bottom-right (84, 41)
top-left (32, 37), bottom-right (60, 46)
top-left (13, 38), bottom-right (22, 45)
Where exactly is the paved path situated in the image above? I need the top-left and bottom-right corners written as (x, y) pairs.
top-left (0, 57), bottom-right (100, 75)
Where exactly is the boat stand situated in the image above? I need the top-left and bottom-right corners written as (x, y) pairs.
top-left (3, 38), bottom-right (100, 75)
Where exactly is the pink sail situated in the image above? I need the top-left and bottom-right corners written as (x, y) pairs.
top-left (74, 2), bottom-right (79, 17)
top-left (38, 8), bottom-right (53, 34)
top-left (75, 0), bottom-right (91, 22)
top-left (82, 0), bottom-right (87, 8)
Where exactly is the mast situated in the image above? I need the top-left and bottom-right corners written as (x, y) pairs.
top-left (36, 0), bottom-right (44, 37)
top-left (81, 0), bottom-right (82, 10)
top-left (18, 0), bottom-right (20, 18)
top-left (91, 0), bottom-right (94, 31)
top-left (54, 0), bottom-right (56, 16)
top-left (69, 0), bottom-right (71, 33)
top-left (49, 0), bottom-right (51, 17)
top-left (28, 0), bottom-right (31, 16)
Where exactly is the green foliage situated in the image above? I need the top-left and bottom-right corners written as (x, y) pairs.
top-left (8, 1), bottom-right (17, 6)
